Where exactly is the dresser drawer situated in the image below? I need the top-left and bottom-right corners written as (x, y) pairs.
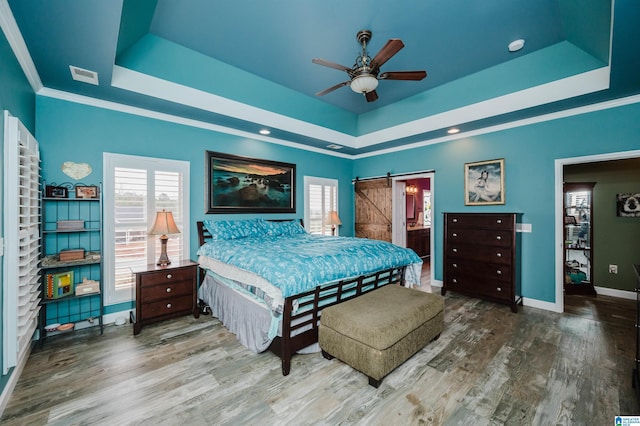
top-left (445, 244), bottom-right (512, 265)
top-left (445, 258), bottom-right (511, 282)
top-left (138, 267), bottom-right (194, 287)
top-left (447, 213), bottom-right (514, 230)
top-left (140, 294), bottom-right (193, 320)
top-left (446, 228), bottom-right (513, 248)
top-left (140, 279), bottom-right (193, 302)
top-left (445, 274), bottom-right (512, 302)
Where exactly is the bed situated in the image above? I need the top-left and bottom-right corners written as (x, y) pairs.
top-left (196, 218), bottom-right (422, 375)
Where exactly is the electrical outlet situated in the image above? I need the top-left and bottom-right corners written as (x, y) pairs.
top-left (609, 264), bottom-right (618, 274)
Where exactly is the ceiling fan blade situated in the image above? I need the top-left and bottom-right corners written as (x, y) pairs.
top-left (379, 70), bottom-right (427, 81)
top-left (365, 90), bottom-right (379, 102)
top-left (312, 58), bottom-right (352, 72)
top-left (316, 81), bottom-right (350, 96)
top-left (370, 39), bottom-right (404, 70)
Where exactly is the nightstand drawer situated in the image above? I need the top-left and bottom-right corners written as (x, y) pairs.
top-left (140, 279), bottom-right (192, 301)
top-left (140, 294), bottom-right (193, 320)
top-left (132, 260), bottom-right (198, 335)
top-left (138, 267), bottom-right (194, 287)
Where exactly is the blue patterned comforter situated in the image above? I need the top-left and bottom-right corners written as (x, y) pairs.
top-left (197, 233), bottom-right (422, 298)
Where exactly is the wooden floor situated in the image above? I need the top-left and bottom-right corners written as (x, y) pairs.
top-left (2, 290), bottom-right (638, 425)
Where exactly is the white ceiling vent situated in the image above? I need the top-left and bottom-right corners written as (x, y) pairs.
top-left (69, 65), bottom-right (99, 85)
top-left (326, 144), bottom-right (343, 150)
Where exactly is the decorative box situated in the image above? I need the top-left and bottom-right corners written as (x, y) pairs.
top-left (57, 220), bottom-right (84, 230)
top-left (75, 278), bottom-right (100, 296)
top-left (59, 249), bottom-right (85, 261)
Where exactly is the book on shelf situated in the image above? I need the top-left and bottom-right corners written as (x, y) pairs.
top-left (46, 271), bottom-right (74, 299)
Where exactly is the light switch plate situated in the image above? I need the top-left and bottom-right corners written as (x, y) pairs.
top-left (516, 223), bottom-right (532, 233)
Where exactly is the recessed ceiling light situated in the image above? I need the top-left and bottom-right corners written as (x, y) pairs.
top-left (327, 144), bottom-right (343, 150)
top-left (508, 39), bottom-right (525, 52)
top-left (259, 129), bottom-right (271, 135)
top-left (447, 128), bottom-right (460, 134)
top-left (69, 65), bottom-right (99, 85)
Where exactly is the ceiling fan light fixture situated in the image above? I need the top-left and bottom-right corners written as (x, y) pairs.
top-left (350, 75), bottom-right (378, 94)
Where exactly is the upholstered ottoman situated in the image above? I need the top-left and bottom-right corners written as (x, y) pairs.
top-left (319, 284), bottom-right (444, 387)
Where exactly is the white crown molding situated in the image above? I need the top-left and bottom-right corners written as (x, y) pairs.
top-left (0, 0), bottom-right (42, 92)
top-left (355, 67), bottom-right (611, 149)
top-left (110, 65), bottom-right (357, 147)
top-left (353, 92), bottom-right (640, 159)
top-left (38, 87), bottom-right (640, 161)
top-left (36, 87), bottom-right (353, 159)
top-left (110, 63), bottom-right (611, 153)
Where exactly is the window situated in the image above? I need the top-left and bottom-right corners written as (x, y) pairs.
top-left (423, 191), bottom-right (432, 227)
top-left (103, 153), bottom-right (190, 305)
top-left (304, 176), bottom-right (338, 235)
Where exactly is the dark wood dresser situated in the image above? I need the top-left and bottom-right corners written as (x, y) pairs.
top-left (132, 260), bottom-right (199, 335)
top-left (442, 213), bottom-right (522, 312)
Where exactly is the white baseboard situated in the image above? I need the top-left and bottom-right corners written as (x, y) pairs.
top-left (594, 286), bottom-right (636, 300)
top-left (0, 341), bottom-right (33, 417)
top-left (522, 297), bottom-right (563, 313)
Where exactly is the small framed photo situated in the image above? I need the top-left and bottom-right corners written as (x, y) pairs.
top-left (45, 185), bottom-right (68, 198)
top-left (75, 185), bottom-right (98, 199)
top-left (464, 158), bottom-right (505, 205)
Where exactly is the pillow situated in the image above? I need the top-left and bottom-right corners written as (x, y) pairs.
top-left (202, 219), bottom-right (266, 241)
top-left (263, 220), bottom-right (307, 236)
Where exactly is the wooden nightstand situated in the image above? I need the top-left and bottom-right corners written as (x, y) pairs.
top-left (132, 260), bottom-right (199, 335)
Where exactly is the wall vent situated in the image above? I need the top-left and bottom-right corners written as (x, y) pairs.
top-left (327, 144), bottom-right (343, 150)
top-left (69, 65), bottom-right (99, 85)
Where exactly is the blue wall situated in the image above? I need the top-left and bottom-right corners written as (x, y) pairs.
top-left (354, 101), bottom-right (640, 303)
top-left (0, 28), bottom-right (36, 404)
top-left (35, 95), bottom-right (356, 268)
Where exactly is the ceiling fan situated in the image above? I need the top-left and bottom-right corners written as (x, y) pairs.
top-left (312, 30), bottom-right (427, 102)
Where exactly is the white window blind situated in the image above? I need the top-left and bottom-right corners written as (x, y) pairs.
top-left (103, 154), bottom-right (189, 305)
top-left (3, 111), bottom-right (41, 374)
top-left (304, 176), bottom-right (338, 235)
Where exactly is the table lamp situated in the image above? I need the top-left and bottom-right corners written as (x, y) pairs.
top-left (148, 210), bottom-right (181, 266)
top-left (328, 210), bottom-right (342, 236)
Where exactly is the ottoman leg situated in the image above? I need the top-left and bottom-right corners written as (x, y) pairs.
top-left (321, 350), bottom-right (334, 360)
top-left (368, 377), bottom-right (382, 388)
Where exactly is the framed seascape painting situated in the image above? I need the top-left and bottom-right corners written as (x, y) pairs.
top-left (464, 158), bottom-right (505, 205)
top-left (206, 151), bottom-right (296, 213)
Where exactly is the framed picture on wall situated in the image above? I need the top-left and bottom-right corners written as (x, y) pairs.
top-left (464, 158), bottom-right (505, 205)
top-left (206, 151), bottom-right (296, 213)
top-left (616, 192), bottom-right (640, 217)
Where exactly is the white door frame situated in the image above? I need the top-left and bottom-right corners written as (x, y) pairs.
top-left (554, 149), bottom-right (640, 312)
top-left (392, 172), bottom-right (435, 287)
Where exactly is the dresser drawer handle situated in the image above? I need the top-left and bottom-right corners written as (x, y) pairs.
top-left (496, 235), bottom-right (502, 240)
top-left (452, 248), bottom-right (458, 253)
top-left (453, 218), bottom-right (458, 222)
top-left (166, 274), bottom-right (173, 279)
top-left (496, 287), bottom-right (502, 292)
top-left (166, 303), bottom-right (172, 309)
top-left (496, 253), bottom-right (502, 257)
top-left (453, 263), bottom-right (458, 268)
top-left (452, 232), bottom-right (458, 237)
top-left (166, 287), bottom-right (172, 293)
top-left (496, 219), bottom-right (502, 224)
top-left (496, 270), bottom-right (502, 275)
top-left (452, 278), bottom-right (457, 283)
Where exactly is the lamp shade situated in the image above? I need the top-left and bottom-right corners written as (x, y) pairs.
top-left (148, 210), bottom-right (181, 236)
top-left (328, 211), bottom-right (342, 226)
top-left (350, 75), bottom-right (378, 94)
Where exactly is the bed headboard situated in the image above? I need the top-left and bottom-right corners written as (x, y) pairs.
top-left (197, 219), bottom-right (305, 247)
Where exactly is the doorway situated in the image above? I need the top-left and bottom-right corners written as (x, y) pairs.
top-left (393, 173), bottom-right (434, 288)
top-left (555, 149), bottom-right (640, 312)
